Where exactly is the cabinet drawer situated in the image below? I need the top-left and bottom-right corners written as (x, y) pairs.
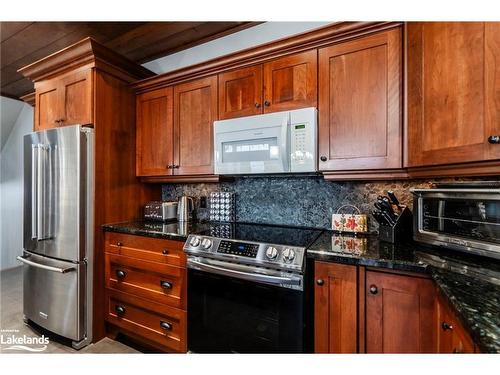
top-left (105, 253), bottom-right (186, 309)
top-left (105, 232), bottom-right (186, 267)
top-left (106, 289), bottom-right (186, 353)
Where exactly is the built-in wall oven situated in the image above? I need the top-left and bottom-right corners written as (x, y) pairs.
top-left (213, 107), bottom-right (317, 175)
top-left (183, 223), bottom-right (322, 353)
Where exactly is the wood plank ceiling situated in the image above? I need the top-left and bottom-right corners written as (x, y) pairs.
top-left (0, 21), bottom-right (259, 99)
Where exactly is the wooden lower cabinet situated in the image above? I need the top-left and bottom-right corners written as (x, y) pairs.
top-left (104, 232), bottom-right (187, 352)
top-left (314, 262), bottom-right (358, 353)
top-left (436, 293), bottom-right (475, 353)
top-left (364, 270), bottom-right (437, 353)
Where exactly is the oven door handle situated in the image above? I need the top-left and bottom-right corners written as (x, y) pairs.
top-left (187, 258), bottom-right (302, 287)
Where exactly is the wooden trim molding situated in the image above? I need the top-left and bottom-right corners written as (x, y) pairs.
top-left (20, 91), bottom-right (35, 106)
top-left (133, 22), bottom-right (403, 93)
top-left (323, 169), bottom-right (409, 181)
top-left (18, 37), bottom-right (154, 82)
top-left (139, 175), bottom-right (233, 184)
top-left (407, 160), bottom-right (500, 178)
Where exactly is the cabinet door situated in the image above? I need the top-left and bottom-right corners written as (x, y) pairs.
top-left (173, 76), bottom-right (217, 175)
top-left (365, 270), bottom-right (436, 353)
top-left (218, 65), bottom-right (262, 120)
top-left (318, 28), bottom-right (402, 171)
top-left (436, 295), bottom-right (475, 354)
top-left (263, 50), bottom-right (317, 113)
top-left (35, 78), bottom-right (60, 130)
top-left (136, 87), bottom-right (174, 176)
top-left (314, 262), bottom-right (358, 353)
top-left (407, 22), bottom-right (500, 166)
top-left (59, 69), bottom-right (93, 126)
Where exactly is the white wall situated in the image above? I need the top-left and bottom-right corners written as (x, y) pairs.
top-left (0, 100), bottom-right (33, 270)
top-left (143, 22), bottom-right (332, 74)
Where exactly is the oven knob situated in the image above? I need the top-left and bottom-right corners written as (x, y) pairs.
top-left (201, 238), bottom-right (212, 249)
top-left (265, 246), bottom-right (279, 260)
top-left (189, 236), bottom-right (201, 247)
top-left (282, 248), bottom-right (295, 263)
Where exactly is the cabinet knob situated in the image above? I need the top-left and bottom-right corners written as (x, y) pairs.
top-left (116, 242), bottom-right (123, 247)
top-left (160, 321), bottom-right (172, 330)
top-left (167, 164), bottom-right (173, 169)
top-left (441, 322), bottom-right (454, 331)
top-left (369, 285), bottom-right (378, 295)
top-left (115, 269), bottom-right (127, 279)
top-left (264, 100), bottom-right (271, 107)
top-left (488, 135), bottom-right (500, 144)
top-left (316, 279), bottom-right (324, 286)
top-left (160, 280), bottom-right (172, 289)
top-left (115, 305), bottom-right (126, 315)
top-left (320, 156), bottom-right (327, 162)
top-left (162, 249), bottom-right (169, 255)
top-left (255, 102), bottom-right (261, 108)
top-left (172, 164), bottom-right (179, 169)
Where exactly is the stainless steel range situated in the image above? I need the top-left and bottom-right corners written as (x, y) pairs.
top-left (183, 222), bottom-right (322, 353)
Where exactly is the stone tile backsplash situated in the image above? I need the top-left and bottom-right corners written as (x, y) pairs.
top-left (162, 176), bottom-right (495, 232)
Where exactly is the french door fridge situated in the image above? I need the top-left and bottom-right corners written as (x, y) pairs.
top-left (19, 124), bottom-right (94, 349)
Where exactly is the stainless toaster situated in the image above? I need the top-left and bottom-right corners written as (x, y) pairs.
top-left (144, 201), bottom-right (178, 222)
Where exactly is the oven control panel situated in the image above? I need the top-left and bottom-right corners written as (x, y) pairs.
top-left (183, 235), bottom-right (306, 272)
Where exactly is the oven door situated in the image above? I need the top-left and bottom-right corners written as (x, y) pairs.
top-left (214, 111), bottom-right (290, 175)
top-left (187, 258), bottom-right (305, 353)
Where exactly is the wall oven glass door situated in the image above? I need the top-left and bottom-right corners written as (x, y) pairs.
top-left (214, 112), bottom-right (289, 175)
top-left (188, 268), bottom-right (305, 353)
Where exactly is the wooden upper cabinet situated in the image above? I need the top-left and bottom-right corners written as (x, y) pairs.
top-left (365, 270), bottom-right (436, 353)
top-left (314, 262), bottom-right (358, 353)
top-left (318, 28), bottom-right (402, 171)
top-left (263, 50), bottom-right (317, 112)
top-left (35, 68), bottom-right (93, 130)
top-left (136, 87), bottom-right (174, 176)
top-left (218, 65), bottom-right (262, 120)
top-left (174, 76), bottom-right (218, 175)
top-left (407, 22), bottom-right (500, 167)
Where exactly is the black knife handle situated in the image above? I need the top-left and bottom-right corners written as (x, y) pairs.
top-left (387, 190), bottom-right (400, 206)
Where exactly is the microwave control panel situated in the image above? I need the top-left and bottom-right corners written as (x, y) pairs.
top-left (290, 107), bottom-right (317, 172)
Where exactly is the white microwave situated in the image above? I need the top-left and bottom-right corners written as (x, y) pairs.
top-left (214, 107), bottom-right (317, 175)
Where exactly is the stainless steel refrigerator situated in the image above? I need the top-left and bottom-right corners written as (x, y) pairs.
top-left (20, 124), bottom-right (94, 349)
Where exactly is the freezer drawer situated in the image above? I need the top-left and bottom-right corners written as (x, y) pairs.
top-left (21, 252), bottom-right (86, 341)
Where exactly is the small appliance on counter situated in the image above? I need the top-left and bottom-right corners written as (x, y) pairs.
top-left (372, 191), bottom-right (413, 243)
top-left (177, 196), bottom-right (195, 222)
top-left (143, 201), bottom-right (178, 222)
top-left (411, 181), bottom-right (500, 259)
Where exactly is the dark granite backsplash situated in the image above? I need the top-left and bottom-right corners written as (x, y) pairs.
top-left (162, 176), bottom-right (496, 231)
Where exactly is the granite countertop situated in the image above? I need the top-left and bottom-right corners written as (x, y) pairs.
top-left (307, 230), bottom-right (500, 353)
top-left (102, 220), bottom-right (212, 241)
top-left (102, 221), bottom-right (500, 353)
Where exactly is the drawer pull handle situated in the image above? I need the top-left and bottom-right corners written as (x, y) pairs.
top-left (160, 321), bottom-right (172, 330)
top-left (488, 135), bottom-right (500, 144)
top-left (442, 322), bottom-right (454, 331)
top-left (116, 269), bottom-right (127, 279)
top-left (162, 249), bottom-right (169, 255)
top-left (160, 280), bottom-right (172, 289)
top-left (115, 305), bottom-right (126, 315)
top-left (369, 285), bottom-right (378, 295)
top-left (117, 242), bottom-right (123, 247)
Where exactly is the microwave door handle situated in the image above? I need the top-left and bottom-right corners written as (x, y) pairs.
top-left (280, 113), bottom-right (290, 172)
top-left (31, 145), bottom-right (38, 239)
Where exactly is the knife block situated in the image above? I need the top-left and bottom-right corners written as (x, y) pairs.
top-left (378, 206), bottom-right (413, 243)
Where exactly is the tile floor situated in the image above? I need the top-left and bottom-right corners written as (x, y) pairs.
top-left (0, 266), bottom-right (138, 354)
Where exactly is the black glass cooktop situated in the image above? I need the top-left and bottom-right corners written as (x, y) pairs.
top-left (198, 222), bottom-right (323, 248)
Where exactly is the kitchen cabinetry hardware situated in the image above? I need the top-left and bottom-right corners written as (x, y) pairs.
top-left (115, 305), bottom-right (126, 315)
top-left (442, 322), bottom-right (454, 331)
top-left (115, 270), bottom-right (127, 279)
top-left (160, 321), bottom-right (172, 330)
top-left (369, 285), bottom-right (378, 294)
top-left (254, 103), bottom-right (261, 108)
top-left (160, 281), bottom-right (172, 289)
top-left (316, 279), bottom-right (324, 286)
top-left (320, 156), bottom-right (327, 162)
top-left (162, 249), bottom-right (169, 254)
top-left (117, 242), bottom-right (123, 247)
top-left (264, 100), bottom-right (271, 107)
top-left (488, 135), bottom-right (500, 144)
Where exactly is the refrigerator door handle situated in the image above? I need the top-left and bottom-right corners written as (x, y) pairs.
top-left (16, 255), bottom-right (75, 274)
top-left (31, 145), bottom-right (38, 239)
